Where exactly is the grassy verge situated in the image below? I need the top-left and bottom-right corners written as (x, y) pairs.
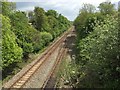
top-left (55, 57), bottom-right (79, 88)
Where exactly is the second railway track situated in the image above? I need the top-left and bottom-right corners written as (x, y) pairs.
top-left (42, 43), bottom-right (68, 88)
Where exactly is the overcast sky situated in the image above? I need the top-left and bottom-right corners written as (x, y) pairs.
top-left (8, 0), bottom-right (119, 21)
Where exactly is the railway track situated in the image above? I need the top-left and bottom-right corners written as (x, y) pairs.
top-left (3, 26), bottom-right (74, 89)
top-left (41, 29), bottom-right (74, 88)
top-left (42, 43), bottom-right (67, 88)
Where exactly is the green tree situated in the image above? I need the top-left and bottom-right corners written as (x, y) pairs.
top-left (57, 14), bottom-right (70, 32)
top-left (2, 2), bottom-right (16, 16)
top-left (34, 7), bottom-right (49, 32)
top-left (98, 1), bottom-right (115, 15)
top-left (33, 7), bottom-right (70, 39)
top-left (47, 16), bottom-right (59, 38)
top-left (46, 10), bottom-right (58, 18)
top-left (9, 11), bottom-right (34, 56)
top-left (40, 32), bottom-right (53, 46)
top-left (10, 11), bottom-right (47, 54)
top-left (25, 26), bottom-right (44, 52)
top-left (74, 4), bottom-right (98, 39)
top-left (80, 3), bottom-right (96, 13)
top-left (2, 14), bottom-right (23, 70)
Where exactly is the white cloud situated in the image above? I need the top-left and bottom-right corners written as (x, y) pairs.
top-left (8, 0), bottom-right (119, 21)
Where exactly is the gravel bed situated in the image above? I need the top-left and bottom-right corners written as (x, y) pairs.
top-left (23, 47), bottom-right (60, 88)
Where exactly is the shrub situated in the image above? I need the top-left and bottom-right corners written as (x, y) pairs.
top-left (77, 16), bottom-right (119, 88)
top-left (2, 14), bottom-right (23, 70)
top-left (40, 32), bottom-right (53, 46)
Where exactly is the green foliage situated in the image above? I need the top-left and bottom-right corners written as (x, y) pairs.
top-left (9, 11), bottom-right (34, 56)
top-left (46, 10), bottom-right (58, 18)
top-left (73, 2), bottom-right (119, 88)
top-left (74, 3), bottom-right (96, 30)
top-left (28, 30), bottom-right (43, 53)
top-left (57, 14), bottom-right (71, 32)
top-left (9, 11), bottom-right (48, 54)
top-left (80, 3), bottom-right (96, 13)
top-left (98, 1), bottom-right (115, 15)
top-left (33, 7), bottom-right (71, 38)
top-left (2, 14), bottom-right (23, 70)
top-left (57, 59), bottom-right (79, 88)
top-left (40, 32), bottom-right (53, 46)
top-left (47, 15), bottom-right (62, 38)
top-left (76, 16), bottom-right (119, 88)
top-left (2, 2), bottom-right (16, 16)
top-left (34, 7), bottom-right (49, 32)
top-left (74, 12), bottom-right (104, 39)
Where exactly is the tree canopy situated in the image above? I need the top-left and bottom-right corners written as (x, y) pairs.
top-left (98, 1), bottom-right (115, 15)
top-left (2, 2), bottom-right (16, 16)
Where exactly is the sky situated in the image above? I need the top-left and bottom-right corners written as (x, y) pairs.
top-left (8, 0), bottom-right (119, 21)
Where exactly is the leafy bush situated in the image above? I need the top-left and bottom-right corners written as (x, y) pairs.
top-left (46, 10), bottom-right (58, 18)
top-left (74, 13), bottom-right (104, 39)
top-left (9, 11), bottom-right (43, 55)
top-left (77, 16), bottom-right (119, 88)
top-left (40, 32), bottom-right (53, 46)
top-left (2, 14), bottom-right (23, 70)
top-left (30, 32), bottom-right (44, 53)
top-left (2, 2), bottom-right (16, 17)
